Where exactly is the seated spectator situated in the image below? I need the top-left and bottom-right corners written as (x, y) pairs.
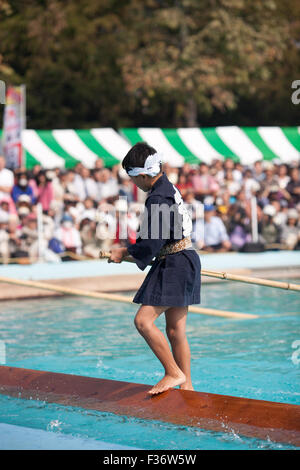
top-left (111, 163), bottom-right (122, 180)
top-left (94, 168), bottom-right (119, 202)
top-left (242, 168), bottom-right (261, 200)
top-left (53, 214), bottom-right (82, 254)
top-left (46, 169), bottom-right (62, 199)
top-left (235, 189), bottom-right (250, 213)
top-left (15, 195), bottom-right (32, 224)
top-left (11, 172), bottom-right (35, 204)
top-left (276, 164), bottom-right (290, 189)
top-left (286, 167), bottom-right (300, 205)
top-left (41, 210), bottom-right (56, 242)
top-left (280, 208), bottom-right (300, 250)
top-left (16, 205), bottom-right (30, 226)
top-left (262, 164), bottom-right (291, 203)
top-left (17, 213), bottom-right (39, 260)
top-left (80, 210), bottom-right (117, 258)
top-left (191, 163), bottom-right (219, 201)
top-left (30, 164), bottom-right (42, 178)
top-left (227, 206), bottom-right (251, 251)
top-left (16, 211), bottom-right (57, 262)
top-left (233, 162), bottom-right (244, 183)
top-left (94, 158), bottom-right (104, 170)
top-left (181, 162), bottom-right (192, 177)
top-left (0, 198), bottom-right (18, 226)
top-left (0, 155), bottom-right (14, 201)
top-left (0, 211), bottom-right (10, 263)
top-left (62, 199), bottom-right (81, 224)
top-left (0, 200), bottom-right (9, 222)
top-left (95, 218), bottom-right (115, 252)
top-left (210, 159), bottom-right (224, 184)
top-left (176, 173), bottom-right (193, 198)
top-left (59, 170), bottom-right (80, 204)
top-left (17, 193), bottom-right (32, 207)
top-left (259, 205), bottom-right (281, 246)
top-left (118, 174), bottom-right (135, 203)
top-left (35, 170), bottom-right (54, 213)
top-left (197, 204), bottom-right (231, 252)
top-left (253, 160), bottom-right (265, 183)
top-left (260, 166), bottom-right (279, 199)
top-left (73, 166), bottom-right (98, 201)
top-left (222, 169), bottom-right (241, 202)
top-left (77, 197), bottom-right (97, 223)
top-left (269, 200), bottom-right (287, 227)
top-left (216, 200), bottom-right (230, 230)
top-left (79, 217), bottom-right (100, 258)
top-left (224, 158), bottom-right (243, 183)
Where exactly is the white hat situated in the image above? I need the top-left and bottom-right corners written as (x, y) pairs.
top-left (80, 209), bottom-right (95, 221)
top-left (263, 205), bottom-right (276, 217)
top-left (114, 199), bottom-right (128, 212)
top-left (18, 206), bottom-right (30, 216)
top-left (18, 194), bottom-right (31, 203)
top-left (203, 195), bottom-right (215, 206)
top-left (0, 212), bottom-right (9, 223)
top-left (46, 170), bottom-right (56, 180)
top-left (263, 161), bottom-right (274, 170)
top-left (287, 208), bottom-right (299, 219)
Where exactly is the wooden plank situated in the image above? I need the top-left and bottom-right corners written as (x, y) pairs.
top-left (0, 366), bottom-right (299, 446)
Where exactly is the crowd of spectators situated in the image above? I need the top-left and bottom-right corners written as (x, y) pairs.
top-left (0, 153), bottom-right (299, 264)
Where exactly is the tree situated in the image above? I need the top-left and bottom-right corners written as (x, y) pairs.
top-left (0, 0), bottom-right (130, 128)
top-left (118, 0), bottom-right (289, 126)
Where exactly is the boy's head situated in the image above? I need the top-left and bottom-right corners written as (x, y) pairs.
top-left (122, 142), bottom-right (162, 192)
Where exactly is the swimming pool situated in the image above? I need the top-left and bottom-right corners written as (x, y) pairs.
top-left (0, 278), bottom-right (299, 449)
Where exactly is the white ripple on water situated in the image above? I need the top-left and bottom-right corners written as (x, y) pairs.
top-left (46, 419), bottom-right (63, 432)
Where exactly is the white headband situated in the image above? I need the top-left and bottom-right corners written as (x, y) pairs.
top-left (127, 152), bottom-right (162, 177)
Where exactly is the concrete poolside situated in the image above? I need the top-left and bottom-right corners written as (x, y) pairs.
top-left (0, 250), bottom-right (299, 301)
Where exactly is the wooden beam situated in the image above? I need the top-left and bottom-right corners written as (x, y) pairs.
top-left (0, 366), bottom-right (299, 447)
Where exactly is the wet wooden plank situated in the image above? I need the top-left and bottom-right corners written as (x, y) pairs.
top-left (0, 366), bottom-right (299, 446)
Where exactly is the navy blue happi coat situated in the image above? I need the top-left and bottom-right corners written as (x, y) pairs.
top-left (127, 172), bottom-right (201, 307)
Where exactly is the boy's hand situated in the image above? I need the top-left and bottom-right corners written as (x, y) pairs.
top-left (108, 246), bottom-right (128, 263)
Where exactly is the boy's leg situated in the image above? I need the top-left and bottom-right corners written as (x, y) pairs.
top-left (134, 305), bottom-right (186, 395)
top-left (165, 306), bottom-right (193, 391)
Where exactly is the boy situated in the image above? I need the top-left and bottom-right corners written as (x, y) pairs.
top-left (109, 143), bottom-right (201, 395)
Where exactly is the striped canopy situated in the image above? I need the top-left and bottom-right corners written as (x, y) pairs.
top-left (1, 126), bottom-right (300, 169)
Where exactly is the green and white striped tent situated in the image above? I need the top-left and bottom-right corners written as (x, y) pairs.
top-left (1, 127), bottom-right (300, 169)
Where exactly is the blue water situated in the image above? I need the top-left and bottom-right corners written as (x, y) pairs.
top-left (0, 279), bottom-right (299, 449)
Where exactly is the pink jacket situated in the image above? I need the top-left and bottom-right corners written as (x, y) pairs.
top-left (36, 182), bottom-right (54, 211)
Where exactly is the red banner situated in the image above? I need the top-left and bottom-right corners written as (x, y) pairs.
top-left (2, 85), bottom-right (25, 169)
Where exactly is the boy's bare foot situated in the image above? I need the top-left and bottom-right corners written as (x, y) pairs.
top-left (148, 372), bottom-right (186, 395)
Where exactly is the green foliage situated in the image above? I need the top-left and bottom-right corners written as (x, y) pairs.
top-left (0, 0), bottom-right (298, 128)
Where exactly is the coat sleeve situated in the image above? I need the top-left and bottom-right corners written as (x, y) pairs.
top-left (127, 195), bottom-right (173, 271)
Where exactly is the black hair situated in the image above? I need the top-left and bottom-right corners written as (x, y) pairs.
top-left (16, 171), bottom-right (27, 180)
top-left (122, 142), bottom-right (160, 174)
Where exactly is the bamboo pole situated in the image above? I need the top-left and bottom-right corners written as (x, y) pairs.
top-left (0, 251), bottom-right (91, 264)
top-left (199, 268), bottom-right (300, 291)
top-left (0, 276), bottom-right (257, 319)
top-left (99, 251), bottom-right (300, 292)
